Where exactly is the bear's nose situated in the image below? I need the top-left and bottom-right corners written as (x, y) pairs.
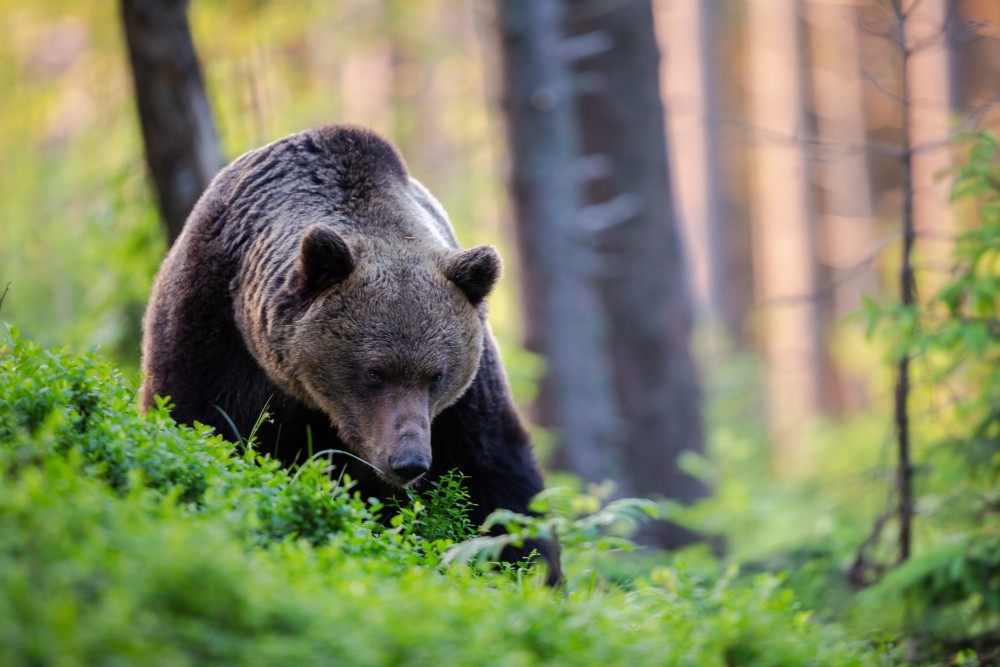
top-left (389, 451), bottom-right (431, 484)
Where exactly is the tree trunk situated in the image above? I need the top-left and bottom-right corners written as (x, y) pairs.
top-left (339, 0), bottom-right (393, 135)
top-left (806, 0), bottom-right (878, 413)
top-left (565, 0), bottom-right (708, 547)
top-left (496, 0), bottom-right (620, 485)
top-left (907, 0), bottom-right (956, 296)
top-left (746, 0), bottom-right (826, 474)
top-left (657, 0), bottom-right (737, 345)
top-left (120, 0), bottom-right (223, 245)
top-left (498, 0), bottom-right (707, 547)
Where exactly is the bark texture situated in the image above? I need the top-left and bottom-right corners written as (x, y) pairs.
top-left (121, 0), bottom-right (223, 245)
top-left (566, 0), bottom-right (707, 547)
top-left (497, 0), bottom-right (620, 486)
top-left (498, 0), bottom-right (707, 548)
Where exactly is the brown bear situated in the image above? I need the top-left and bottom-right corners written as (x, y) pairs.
top-left (140, 125), bottom-right (558, 579)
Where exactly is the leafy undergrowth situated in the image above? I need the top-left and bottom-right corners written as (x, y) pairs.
top-left (0, 326), bottom-right (892, 666)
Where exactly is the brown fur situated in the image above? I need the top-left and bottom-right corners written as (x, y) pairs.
top-left (140, 125), bottom-right (559, 580)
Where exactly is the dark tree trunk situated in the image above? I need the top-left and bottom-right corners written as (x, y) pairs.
top-left (497, 0), bottom-right (707, 548)
top-left (497, 0), bottom-right (621, 484)
top-left (120, 0), bottom-right (223, 245)
top-left (565, 0), bottom-right (708, 547)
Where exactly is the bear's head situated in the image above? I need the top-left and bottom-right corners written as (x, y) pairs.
top-left (277, 223), bottom-right (501, 488)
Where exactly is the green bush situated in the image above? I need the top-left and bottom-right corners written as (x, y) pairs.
top-left (0, 326), bottom-right (890, 666)
top-left (852, 131), bottom-right (1000, 656)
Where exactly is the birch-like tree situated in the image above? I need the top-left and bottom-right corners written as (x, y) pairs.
top-left (746, 0), bottom-right (827, 474)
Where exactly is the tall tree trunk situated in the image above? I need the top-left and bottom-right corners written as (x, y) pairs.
top-left (746, 0), bottom-right (825, 474)
top-left (657, 0), bottom-right (738, 345)
top-left (120, 0), bottom-right (223, 246)
top-left (907, 0), bottom-right (956, 295)
top-left (498, 0), bottom-right (707, 547)
top-left (565, 0), bottom-right (707, 547)
top-left (339, 0), bottom-right (393, 135)
top-left (496, 0), bottom-right (620, 485)
top-left (806, 0), bottom-right (878, 413)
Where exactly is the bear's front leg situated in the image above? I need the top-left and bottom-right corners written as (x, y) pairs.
top-left (431, 336), bottom-right (563, 585)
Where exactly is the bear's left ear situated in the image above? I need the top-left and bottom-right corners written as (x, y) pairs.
top-left (442, 245), bottom-right (501, 307)
top-left (299, 224), bottom-right (354, 293)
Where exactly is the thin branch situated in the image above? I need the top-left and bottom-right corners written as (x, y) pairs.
top-left (848, 508), bottom-right (893, 588)
top-left (909, 31), bottom-right (947, 55)
top-left (753, 234), bottom-right (897, 309)
top-left (903, 0), bottom-right (925, 18)
top-left (714, 116), bottom-right (904, 159)
top-left (733, 52), bottom-right (1000, 162)
top-left (910, 92), bottom-right (1000, 155)
top-left (861, 68), bottom-right (908, 106)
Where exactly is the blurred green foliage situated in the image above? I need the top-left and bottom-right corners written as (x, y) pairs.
top-left (665, 132), bottom-right (1000, 663)
top-left (0, 4), bottom-right (159, 372)
top-left (3, 2), bottom-right (998, 663)
top-left (0, 1), bottom-right (522, 377)
top-left (849, 131), bottom-right (1000, 655)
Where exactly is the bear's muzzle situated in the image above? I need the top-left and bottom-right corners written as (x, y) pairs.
top-left (368, 389), bottom-right (432, 486)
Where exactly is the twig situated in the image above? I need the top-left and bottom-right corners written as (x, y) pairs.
top-left (861, 68), bottom-right (908, 106)
top-left (0, 282), bottom-right (9, 318)
top-left (753, 234), bottom-right (896, 309)
top-left (910, 91), bottom-right (1000, 155)
top-left (848, 508), bottom-right (893, 588)
top-left (713, 116), bottom-right (904, 159)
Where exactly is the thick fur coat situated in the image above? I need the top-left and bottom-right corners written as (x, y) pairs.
top-left (141, 125), bottom-right (555, 574)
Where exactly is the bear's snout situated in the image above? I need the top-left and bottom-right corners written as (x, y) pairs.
top-left (385, 427), bottom-right (431, 485)
top-left (366, 390), bottom-right (432, 486)
top-left (389, 447), bottom-right (431, 485)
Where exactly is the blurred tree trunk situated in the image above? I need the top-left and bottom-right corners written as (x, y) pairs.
top-left (120, 0), bottom-right (223, 246)
top-left (339, 0), bottom-right (393, 134)
top-left (498, 0), bottom-right (707, 548)
top-left (657, 0), bottom-right (739, 346)
top-left (387, 0), bottom-right (419, 155)
top-left (564, 0), bottom-right (707, 547)
top-left (806, 0), bottom-right (878, 413)
top-left (746, 0), bottom-right (826, 475)
top-left (497, 0), bottom-right (621, 487)
top-left (907, 0), bottom-right (957, 295)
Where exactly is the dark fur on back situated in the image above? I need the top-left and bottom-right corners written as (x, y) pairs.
top-left (140, 125), bottom-right (558, 580)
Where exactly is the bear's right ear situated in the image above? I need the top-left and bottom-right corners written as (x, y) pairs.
top-left (299, 224), bottom-right (354, 293)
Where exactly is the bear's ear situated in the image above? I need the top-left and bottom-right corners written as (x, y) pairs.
top-left (299, 224), bottom-right (354, 293)
top-left (442, 245), bottom-right (501, 307)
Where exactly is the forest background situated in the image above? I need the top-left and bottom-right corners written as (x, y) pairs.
top-left (1, 0), bottom-right (999, 664)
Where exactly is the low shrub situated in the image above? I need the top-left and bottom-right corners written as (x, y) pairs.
top-left (0, 326), bottom-right (891, 666)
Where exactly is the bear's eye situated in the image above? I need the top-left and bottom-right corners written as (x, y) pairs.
top-left (429, 372), bottom-right (443, 386)
top-left (367, 370), bottom-right (383, 384)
